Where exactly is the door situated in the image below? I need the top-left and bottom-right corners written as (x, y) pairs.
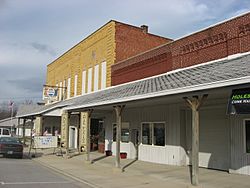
top-left (69, 126), bottom-right (76, 149)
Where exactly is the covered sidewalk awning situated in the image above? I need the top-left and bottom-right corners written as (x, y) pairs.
top-left (16, 53), bottom-right (250, 118)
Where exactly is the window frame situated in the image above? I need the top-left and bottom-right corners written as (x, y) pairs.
top-left (140, 121), bottom-right (166, 147)
top-left (112, 122), bottom-right (130, 143)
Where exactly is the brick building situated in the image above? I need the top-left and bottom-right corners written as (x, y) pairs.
top-left (45, 20), bottom-right (171, 103)
top-left (111, 13), bottom-right (250, 85)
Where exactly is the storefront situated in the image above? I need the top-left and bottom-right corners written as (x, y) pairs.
top-left (16, 53), bottom-right (250, 187)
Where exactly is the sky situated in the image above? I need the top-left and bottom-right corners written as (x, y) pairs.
top-left (0, 0), bottom-right (249, 104)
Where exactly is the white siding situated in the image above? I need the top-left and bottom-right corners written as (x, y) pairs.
top-left (101, 61), bottom-right (107, 89)
top-left (74, 74), bottom-right (78, 97)
top-left (82, 70), bottom-right (86, 95)
top-left (104, 104), bottom-right (183, 165)
top-left (198, 107), bottom-right (230, 170)
top-left (230, 115), bottom-right (250, 175)
top-left (94, 65), bottom-right (99, 91)
top-left (67, 77), bottom-right (71, 98)
top-left (87, 68), bottom-right (92, 93)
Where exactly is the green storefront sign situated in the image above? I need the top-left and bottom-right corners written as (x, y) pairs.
top-left (228, 88), bottom-right (250, 114)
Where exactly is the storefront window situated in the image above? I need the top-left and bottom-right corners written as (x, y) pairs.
top-left (142, 123), bottom-right (152, 145)
top-left (142, 122), bottom-right (165, 146)
top-left (154, 123), bottom-right (165, 146)
top-left (245, 120), bottom-right (250, 153)
top-left (113, 123), bottom-right (130, 143)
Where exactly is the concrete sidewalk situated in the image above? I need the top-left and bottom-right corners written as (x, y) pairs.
top-left (30, 150), bottom-right (250, 188)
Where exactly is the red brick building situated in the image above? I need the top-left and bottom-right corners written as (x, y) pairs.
top-left (112, 12), bottom-right (250, 85)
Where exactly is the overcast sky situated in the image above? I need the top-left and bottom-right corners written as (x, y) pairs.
top-left (0, 0), bottom-right (249, 103)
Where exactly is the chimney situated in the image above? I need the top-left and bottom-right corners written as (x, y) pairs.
top-left (141, 25), bottom-right (148, 34)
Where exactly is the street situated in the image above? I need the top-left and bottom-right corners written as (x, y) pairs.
top-left (0, 156), bottom-right (91, 188)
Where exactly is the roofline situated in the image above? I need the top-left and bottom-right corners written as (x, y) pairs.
top-left (0, 117), bottom-right (17, 123)
top-left (173, 11), bottom-right (250, 43)
top-left (47, 20), bottom-right (172, 67)
top-left (16, 104), bottom-right (71, 118)
top-left (47, 20), bottom-right (115, 67)
top-left (114, 11), bottom-right (249, 66)
top-left (113, 20), bottom-right (172, 41)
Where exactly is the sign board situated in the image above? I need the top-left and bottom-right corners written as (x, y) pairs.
top-left (43, 86), bottom-right (58, 100)
top-left (227, 88), bottom-right (250, 114)
top-left (79, 112), bottom-right (88, 151)
top-left (33, 136), bottom-right (58, 149)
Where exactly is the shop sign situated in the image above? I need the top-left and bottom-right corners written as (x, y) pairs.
top-left (227, 88), bottom-right (250, 114)
top-left (43, 86), bottom-right (58, 100)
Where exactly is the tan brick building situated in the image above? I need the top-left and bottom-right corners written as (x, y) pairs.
top-left (45, 20), bottom-right (172, 103)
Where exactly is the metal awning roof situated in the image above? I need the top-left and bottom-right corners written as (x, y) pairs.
top-left (16, 53), bottom-right (250, 118)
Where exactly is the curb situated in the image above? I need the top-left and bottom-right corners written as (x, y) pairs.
top-left (33, 158), bottom-right (102, 188)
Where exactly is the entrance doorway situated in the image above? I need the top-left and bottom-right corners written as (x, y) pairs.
top-left (69, 126), bottom-right (78, 149)
top-left (90, 119), bottom-right (105, 153)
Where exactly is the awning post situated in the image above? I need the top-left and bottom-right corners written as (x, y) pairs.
top-left (114, 105), bottom-right (125, 168)
top-left (17, 118), bottom-right (20, 137)
top-left (183, 94), bottom-right (208, 186)
top-left (23, 118), bottom-right (26, 145)
top-left (86, 109), bottom-right (93, 161)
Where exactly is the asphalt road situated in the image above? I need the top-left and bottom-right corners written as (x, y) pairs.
top-left (0, 156), bottom-right (92, 188)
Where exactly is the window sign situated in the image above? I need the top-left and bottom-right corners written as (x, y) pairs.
top-left (227, 88), bottom-right (250, 114)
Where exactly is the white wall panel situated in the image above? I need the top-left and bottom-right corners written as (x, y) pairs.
top-left (230, 115), bottom-right (250, 175)
top-left (82, 70), bottom-right (86, 95)
top-left (94, 65), bottom-right (99, 91)
top-left (101, 61), bottom-right (106, 89)
top-left (67, 78), bottom-right (71, 98)
top-left (87, 68), bottom-right (92, 93)
top-left (74, 75), bottom-right (78, 97)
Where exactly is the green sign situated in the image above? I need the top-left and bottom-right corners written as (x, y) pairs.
top-left (228, 88), bottom-right (250, 114)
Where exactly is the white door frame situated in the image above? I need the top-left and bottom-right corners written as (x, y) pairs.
top-left (69, 126), bottom-right (78, 149)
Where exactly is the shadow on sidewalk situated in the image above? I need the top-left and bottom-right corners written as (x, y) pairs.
top-left (122, 159), bottom-right (138, 172)
top-left (91, 155), bottom-right (109, 163)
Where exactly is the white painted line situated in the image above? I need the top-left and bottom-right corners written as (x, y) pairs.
top-left (1, 181), bottom-right (71, 185)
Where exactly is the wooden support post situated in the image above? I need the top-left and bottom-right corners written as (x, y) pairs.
top-left (86, 109), bottom-right (93, 161)
top-left (114, 105), bottom-right (125, 168)
top-left (23, 119), bottom-right (26, 145)
top-left (17, 118), bottom-right (20, 137)
top-left (66, 113), bottom-right (70, 156)
top-left (183, 94), bottom-right (208, 186)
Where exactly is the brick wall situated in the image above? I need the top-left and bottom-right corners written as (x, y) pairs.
top-left (112, 13), bottom-right (250, 86)
top-left (115, 22), bottom-right (172, 63)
